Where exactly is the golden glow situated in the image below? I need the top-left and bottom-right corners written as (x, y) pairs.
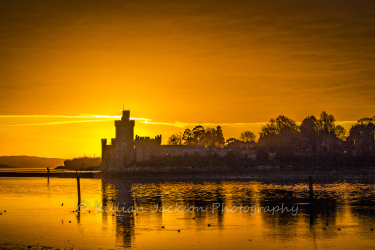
top-left (1, 1), bottom-right (374, 157)
top-left (1, 178), bottom-right (374, 249)
top-left (0, 113), bottom-right (356, 158)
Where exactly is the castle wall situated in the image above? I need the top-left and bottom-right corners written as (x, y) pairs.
top-left (135, 145), bottom-right (207, 162)
top-left (101, 143), bottom-right (115, 171)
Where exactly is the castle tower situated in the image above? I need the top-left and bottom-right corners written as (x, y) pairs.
top-left (101, 139), bottom-right (107, 157)
top-left (115, 110), bottom-right (135, 150)
top-left (112, 110), bottom-right (135, 168)
top-left (101, 139), bottom-right (110, 171)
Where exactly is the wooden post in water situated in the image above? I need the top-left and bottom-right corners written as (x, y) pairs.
top-left (309, 175), bottom-right (314, 225)
top-left (47, 167), bottom-right (49, 183)
top-left (77, 162), bottom-right (84, 212)
top-left (309, 176), bottom-right (313, 201)
top-left (77, 176), bottom-right (81, 211)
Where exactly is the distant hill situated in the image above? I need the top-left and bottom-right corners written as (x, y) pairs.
top-left (0, 156), bottom-right (65, 168)
top-left (0, 164), bottom-right (17, 168)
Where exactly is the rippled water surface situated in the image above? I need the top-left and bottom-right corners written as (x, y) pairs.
top-left (0, 177), bottom-right (374, 249)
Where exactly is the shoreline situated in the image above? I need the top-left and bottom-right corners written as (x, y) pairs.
top-left (1, 169), bottom-right (373, 183)
top-left (0, 172), bottom-right (97, 178)
top-left (101, 169), bottom-right (375, 183)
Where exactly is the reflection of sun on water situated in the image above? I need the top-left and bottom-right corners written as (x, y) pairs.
top-left (0, 178), bottom-right (374, 249)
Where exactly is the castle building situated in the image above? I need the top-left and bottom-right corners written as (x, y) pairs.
top-left (101, 110), bottom-right (206, 171)
top-left (102, 110), bottom-right (256, 172)
top-left (102, 110), bottom-right (166, 171)
top-left (101, 110), bottom-right (137, 171)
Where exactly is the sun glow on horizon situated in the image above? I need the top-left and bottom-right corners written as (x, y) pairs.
top-left (1, 0), bottom-right (375, 158)
top-left (0, 111), bottom-right (358, 158)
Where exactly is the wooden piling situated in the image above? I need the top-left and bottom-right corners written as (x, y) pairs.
top-left (77, 161), bottom-right (84, 212)
top-left (77, 176), bottom-right (81, 211)
top-left (309, 175), bottom-right (314, 225)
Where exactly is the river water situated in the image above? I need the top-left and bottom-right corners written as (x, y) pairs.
top-left (0, 177), bottom-right (374, 249)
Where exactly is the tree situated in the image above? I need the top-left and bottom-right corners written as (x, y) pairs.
top-left (226, 138), bottom-right (241, 147)
top-left (240, 131), bottom-right (256, 142)
top-left (167, 132), bottom-right (183, 145)
top-left (258, 115), bottom-right (300, 159)
top-left (334, 125), bottom-right (347, 141)
top-left (182, 129), bottom-right (194, 145)
top-left (214, 126), bottom-right (225, 145)
top-left (191, 125), bottom-right (206, 145)
top-left (259, 115), bottom-right (299, 137)
top-left (347, 116), bottom-right (375, 155)
top-left (204, 127), bottom-right (216, 147)
top-left (357, 117), bottom-right (375, 126)
top-left (315, 111), bottom-right (347, 152)
top-left (300, 116), bottom-right (318, 137)
top-left (300, 115), bottom-right (320, 154)
top-left (180, 125), bottom-right (225, 147)
top-left (317, 111), bottom-right (336, 135)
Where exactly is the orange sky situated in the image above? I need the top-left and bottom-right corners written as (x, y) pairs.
top-left (1, 0), bottom-right (375, 158)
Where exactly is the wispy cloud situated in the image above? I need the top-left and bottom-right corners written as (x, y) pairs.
top-left (0, 114), bottom-right (150, 121)
top-left (0, 114), bottom-right (266, 128)
top-left (0, 114), bottom-right (357, 129)
top-left (4, 119), bottom-right (109, 126)
top-left (0, 114), bottom-right (150, 127)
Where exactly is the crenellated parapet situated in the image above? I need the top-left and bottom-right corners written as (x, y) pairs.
top-left (135, 135), bottom-right (162, 145)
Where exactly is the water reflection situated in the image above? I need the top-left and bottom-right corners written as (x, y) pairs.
top-left (100, 178), bottom-right (375, 249)
top-left (0, 177), bottom-right (374, 249)
top-left (101, 179), bottom-right (134, 248)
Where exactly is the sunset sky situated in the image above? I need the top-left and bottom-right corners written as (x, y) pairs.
top-left (1, 0), bottom-right (375, 158)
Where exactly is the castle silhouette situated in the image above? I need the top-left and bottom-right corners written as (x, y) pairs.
top-left (101, 110), bottom-right (208, 171)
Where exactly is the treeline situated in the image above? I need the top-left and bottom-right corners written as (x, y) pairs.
top-left (257, 111), bottom-right (375, 161)
top-left (168, 125), bottom-right (225, 147)
top-left (167, 111), bottom-right (375, 165)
